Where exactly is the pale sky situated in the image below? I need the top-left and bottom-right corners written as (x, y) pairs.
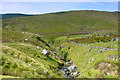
top-left (1, 2), bottom-right (119, 14)
top-left (1, 0), bottom-right (119, 2)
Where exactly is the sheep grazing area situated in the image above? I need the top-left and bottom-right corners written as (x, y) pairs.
top-left (54, 31), bottom-right (119, 78)
top-left (2, 30), bottom-right (66, 78)
top-left (1, 30), bottom-right (119, 79)
top-left (1, 10), bottom-right (119, 79)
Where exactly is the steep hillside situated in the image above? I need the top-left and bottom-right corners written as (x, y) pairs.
top-left (2, 10), bottom-right (118, 34)
top-left (2, 43), bottom-right (65, 78)
top-left (2, 30), bottom-right (66, 78)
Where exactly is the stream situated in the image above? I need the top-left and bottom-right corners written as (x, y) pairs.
top-left (59, 60), bottom-right (80, 78)
top-left (60, 69), bottom-right (71, 78)
top-left (36, 45), bottom-right (80, 78)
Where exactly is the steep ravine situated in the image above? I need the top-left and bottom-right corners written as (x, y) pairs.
top-left (37, 45), bottom-right (80, 78)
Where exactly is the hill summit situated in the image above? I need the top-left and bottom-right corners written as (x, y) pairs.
top-left (2, 10), bottom-right (118, 34)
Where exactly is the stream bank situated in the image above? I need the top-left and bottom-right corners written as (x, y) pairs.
top-left (59, 60), bottom-right (80, 78)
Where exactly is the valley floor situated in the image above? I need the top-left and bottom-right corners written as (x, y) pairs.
top-left (1, 30), bottom-right (119, 79)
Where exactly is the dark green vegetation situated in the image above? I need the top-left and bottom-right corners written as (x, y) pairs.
top-left (1, 10), bottom-right (119, 79)
top-left (0, 13), bottom-right (33, 19)
top-left (2, 10), bottom-right (118, 34)
top-left (74, 32), bottom-right (119, 43)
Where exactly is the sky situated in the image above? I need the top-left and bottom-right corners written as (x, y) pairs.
top-left (1, 2), bottom-right (119, 14)
top-left (2, 0), bottom-right (119, 2)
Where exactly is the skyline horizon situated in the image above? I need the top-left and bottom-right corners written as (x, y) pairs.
top-left (1, 9), bottom-right (119, 15)
top-left (1, 2), bottom-right (118, 14)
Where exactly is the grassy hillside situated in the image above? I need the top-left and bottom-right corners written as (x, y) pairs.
top-left (2, 43), bottom-right (65, 78)
top-left (1, 10), bottom-right (119, 79)
top-left (2, 10), bottom-right (118, 34)
top-left (2, 30), bottom-right (119, 78)
top-left (2, 30), bottom-right (66, 78)
top-left (54, 31), bottom-right (119, 78)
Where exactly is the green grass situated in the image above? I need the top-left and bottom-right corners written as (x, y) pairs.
top-left (2, 75), bottom-right (19, 78)
top-left (1, 10), bottom-right (119, 78)
top-left (82, 41), bottom-right (118, 49)
top-left (2, 10), bottom-right (118, 34)
top-left (53, 31), bottom-right (119, 78)
top-left (0, 75), bottom-right (2, 80)
top-left (53, 31), bottom-right (118, 46)
top-left (2, 30), bottom-right (38, 43)
top-left (58, 42), bottom-right (118, 78)
top-left (2, 43), bottom-right (65, 78)
top-left (2, 33), bottom-right (119, 78)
